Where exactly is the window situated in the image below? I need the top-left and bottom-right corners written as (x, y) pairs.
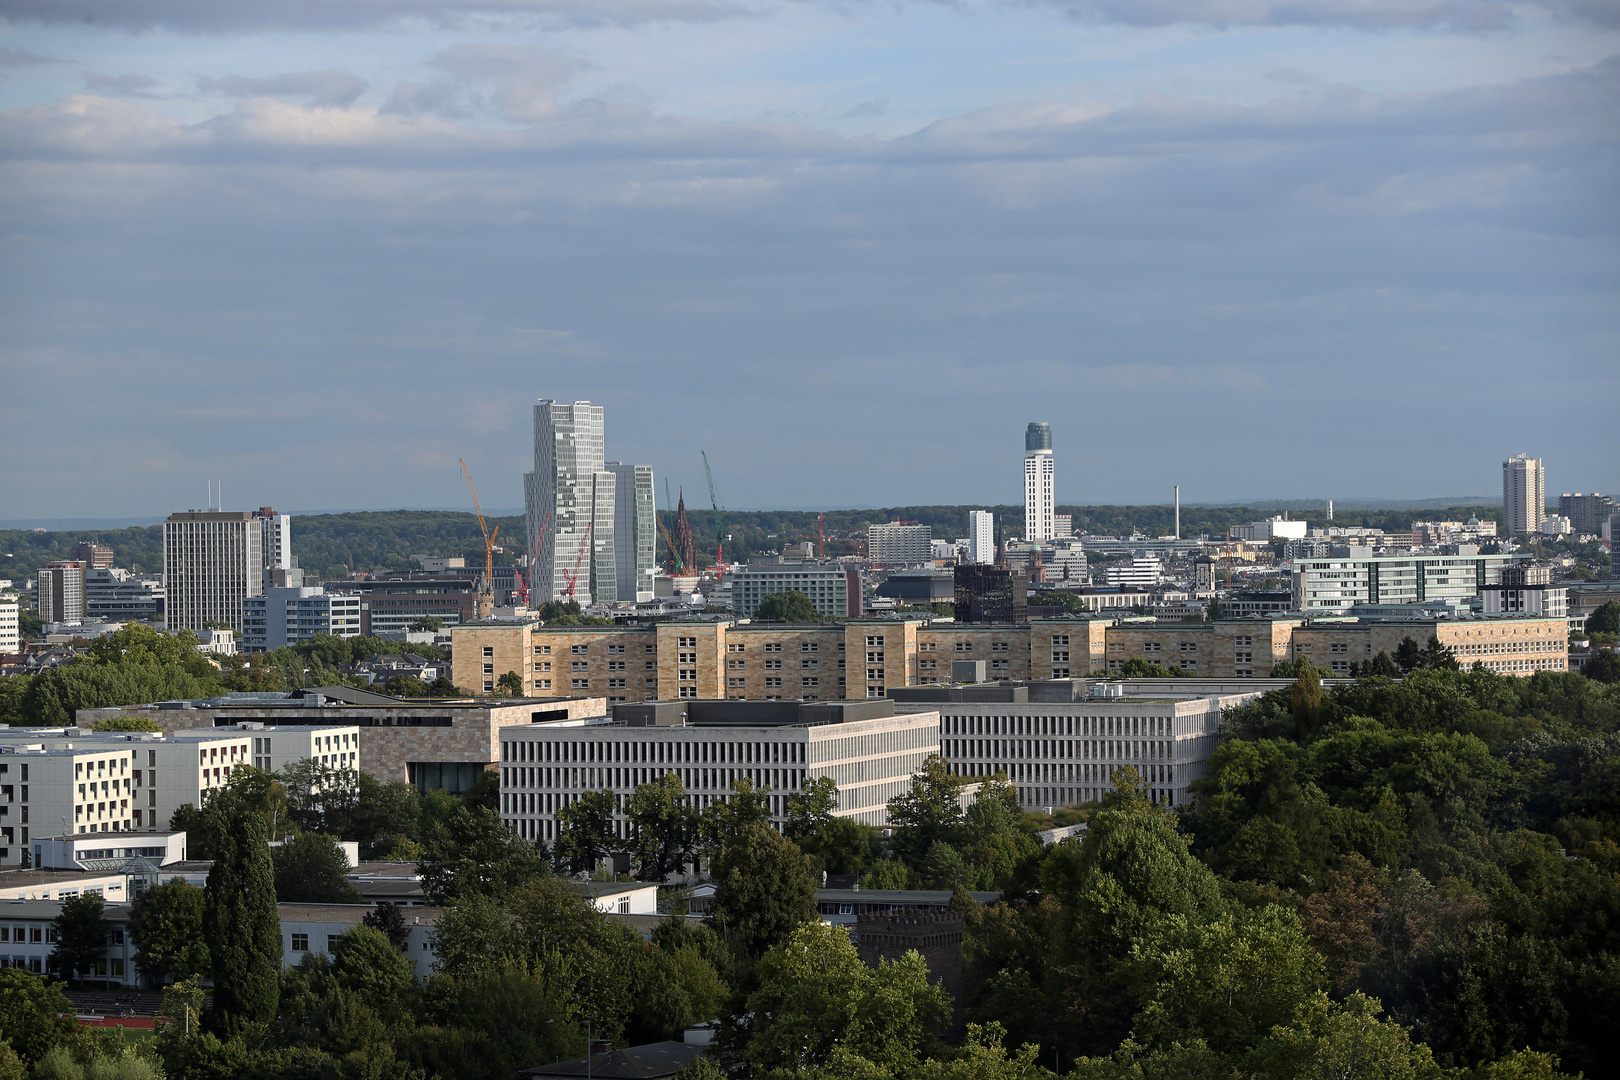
top-left (991, 641), bottom-right (1009, 653)
top-left (728, 643), bottom-right (746, 653)
top-left (618, 896), bottom-right (630, 914)
top-left (801, 659), bottom-right (818, 669)
top-left (679, 637), bottom-right (697, 648)
top-left (801, 642), bottom-right (818, 652)
top-left (764, 658), bottom-right (783, 670)
top-left (765, 677), bottom-right (783, 687)
top-left (921, 642), bottom-right (936, 652)
top-left (866, 636), bottom-right (883, 647)
top-left (572, 679), bottom-right (590, 689)
top-left (1233, 636), bottom-right (1253, 648)
top-left (571, 644), bottom-right (588, 654)
top-left (534, 645), bottom-right (551, 655)
top-left (1330, 643), bottom-right (1349, 654)
top-left (802, 677), bottom-right (819, 687)
top-left (1051, 650), bottom-right (1069, 662)
top-left (482, 646), bottom-right (493, 658)
top-left (1143, 643), bottom-right (1161, 653)
top-left (1179, 642), bottom-right (1197, 653)
top-left (608, 660), bottom-right (626, 670)
top-left (1052, 634), bottom-right (1070, 646)
top-left (955, 642), bottom-right (973, 653)
top-left (607, 644), bottom-right (625, 654)
top-left (764, 643), bottom-right (783, 653)
top-left (571, 661), bottom-right (588, 671)
top-left (291, 934), bottom-right (309, 951)
top-left (608, 678), bottom-right (626, 688)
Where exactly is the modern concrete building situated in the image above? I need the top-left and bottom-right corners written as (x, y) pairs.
top-left (967, 511), bottom-right (995, 565)
top-left (326, 571), bottom-right (477, 637)
top-left (497, 698), bottom-right (942, 842)
top-left (868, 523), bottom-right (933, 566)
top-left (1291, 548), bottom-right (1522, 614)
top-left (1503, 453), bottom-right (1546, 536)
top-left (85, 569), bottom-right (163, 623)
top-left (1230, 516), bottom-right (1308, 542)
top-left (524, 400), bottom-right (649, 607)
top-left (891, 682), bottom-right (1253, 810)
top-left (242, 587), bottom-right (363, 652)
top-left (255, 508), bottom-right (293, 590)
top-left (70, 543), bottom-right (113, 570)
top-left (1557, 493), bottom-right (1615, 536)
top-left (607, 462), bottom-right (657, 602)
top-left (1101, 557), bottom-right (1163, 589)
top-left (1023, 422), bottom-right (1055, 542)
top-left (162, 511), bottom-right (264, 634)
top-left (0, 595), bottom-right (18, 654)
top-left (730, 560), bottom-right (862, 621)
top-left (36, 562), bottom-right (85, 626)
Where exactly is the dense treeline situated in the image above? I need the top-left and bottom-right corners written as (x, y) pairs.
top-left (1, 503), bottom-right (1506, 585)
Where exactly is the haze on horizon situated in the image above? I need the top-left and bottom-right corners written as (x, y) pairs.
top-left (0, 0), bottom-right (1615, 520)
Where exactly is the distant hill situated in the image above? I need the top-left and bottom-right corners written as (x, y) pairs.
top-left (1, 502), bottom-right (1503, 584)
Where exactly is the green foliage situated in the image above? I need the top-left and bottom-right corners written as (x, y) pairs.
top-left (710, 822), bottom-right (817, 960)
top-left (885, 754), bottom-right (966, 866)
top-left (417, 802), bottom-right (546, 905)
top-left (1119, 657), bottom-right (1186, 678)
top-left (702, 776), bottom-right (773, 852)
top-left (88, 716), bottom-right (162, 732)
top-left (1583, 649), bottom-right (1620, 684)
top-left (200, 774), bottom-right (282, 1033)
top-left (753, 590), bottom-right (820, 622)
top-left (494, 670), bottom-right (524, 696)
top-left (329, 925), bottom-right (415, 1013)
top-left (272, 833), bottom-right (364, 903)
top-left (47, 892), bottom-right (109, 983)
top-left (627, 773), bottom-right (701, 880)
top-left (553, 788), bottom-right (621, 874)
top-left (0, 967), bottom-right (77, 1063)
top-left (131, 878), bottom-right (211, 985)
top-left (1585, 600), bottom-right (1620, 635)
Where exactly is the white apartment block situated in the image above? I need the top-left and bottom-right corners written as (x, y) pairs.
top-left (1481, 566), bottom-right (1567, 621)
top-left (163, 511), bottom-right (264, 634)
top-left (0, 596), bottom-right (18, 654)
top-left (196, 723), bottom-right (361, 774)
top-left (36, 562), bottom-right (85, 626)
top-left (1291, 549), bottom-right (1522, 614)
top-left (868, 523), bottom-right (933, 565)
top-left (1102, 557), bottom-right (1163, 589)
top-left (895, 690), bottom-right (1255, 811)
top-left (1502, 453), bottom-right (1545, 537)
top-left (967, 511), bottom-right (995, 565)
top-left (731, 562), bottom-right (860, 620)
top-left (242, 587), bottom-right (363, 651)
top-left (256, 509), bottom-right (293, 588)
top-left (498, 699), bottom-right (942, 843)
top-left (1024, 422), bottom-right (1055, 542)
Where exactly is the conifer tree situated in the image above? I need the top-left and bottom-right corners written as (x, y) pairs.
top-left (201, 778), bottom-right (282, 1032)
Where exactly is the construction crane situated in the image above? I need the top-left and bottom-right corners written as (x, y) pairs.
top-left (517, 510), bottom-right (552, 605)
top-left (661, 478), bottom-right (684, 574)
top-left (562, 521), bottom-right (593, 600)
top-left (459, 459), bottom-right (499, 618)
top-left (818, 513), bottom-right (826, 559)
top-left (701, 451), bottom-right (728, 582)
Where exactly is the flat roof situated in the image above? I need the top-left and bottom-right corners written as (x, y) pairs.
top-left (277, 902), bottom-right (444, 924)
top-left (814, 889), bottom-right (1000, 904)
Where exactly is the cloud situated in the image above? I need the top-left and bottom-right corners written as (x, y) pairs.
top-left (419, 43), bottom-right (586, 121)
top-left (1266, 67), bottom-right (1318, 84)
top-left (0, 0), bottom-right (752, 32)
top-left (0, 46), bottom-right (66, 65)
top-left (82, 71), bottom-right (160, 97)
top-left (196, 70), bottom-right (369, 107)
top-left (1040, 0), bottom-right (1613, 31)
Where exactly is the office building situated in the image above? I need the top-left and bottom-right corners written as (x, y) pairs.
top-left (1540, 515), bottom-right (1572, 536)
top-left (967, 511), bottom-right (995, 565)
top-left (70, 544), bottom-right (113, 570)
top-left (1291, 548), bottom-right (1521, 614)
top-left (1481, 565), bottom-right (1566, 621)
top-left (327, 571), bottom-right (477, 637)
top-left (1101, 557), bottom-right (1162, 589)
top-left (868, 523), bottom-right (933, 566)
top-left (497, 698), bottom-right (942, 842)
top-left (1558, 493), bottom-right (1616, 536)
top-left (730, 561), bottom-right (863, 621)
top-left (1053, 514), bottom-right (1072, 538)
top-left (36, 562), bottom-right (85, 626)
top-left (954, 565), bottom-right (1027, 625)
top-left (254, 508), bottom-right (293, 589)
top-left (84, 569), bottom-right (163, 623)
top-left (0, 595), bottom-right (19, 653)
top-left (525, 400), bottom-right (652, 607)
top-left (1023, 422), bottom-right (1055, 541)
top-left (1411, 519), bottom-right (1497, 547)
top-left (607, 463), bottom-right (657, 602)
top-left (162, 511), bottom-right (264, 634)
top-left (242, 587), bottom-right (363, 652)
top-left (874, 571), bottom-right (954, 608)
top-left (1230, 516), bottom-right (1308, 542)
top-left (893, 683), bottom-right (1253, 809)
top-left (1502, 454), bottom-right (1545, 536)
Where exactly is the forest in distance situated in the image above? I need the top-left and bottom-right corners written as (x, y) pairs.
top-left (0, 503), bottom-right (1502, 583)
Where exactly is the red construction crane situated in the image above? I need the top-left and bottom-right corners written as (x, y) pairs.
top-left (562, 522), bottom-right (593, 599)
top-left (519, 511), bottom-right (553, 604)
top-left (459, 459), bottom-right (499, 618)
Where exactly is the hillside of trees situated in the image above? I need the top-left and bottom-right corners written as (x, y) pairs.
top-left (1, 504), bottom-right (1503, 583)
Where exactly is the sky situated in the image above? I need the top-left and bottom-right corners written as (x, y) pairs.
top-left (0, 0), bottom-right (1616, 519)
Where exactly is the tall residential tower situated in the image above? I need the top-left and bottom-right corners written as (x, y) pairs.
top-left (1023, 422), bottom-right (1055, 542)
top-left (1502, 453), bottom-right (1545, 536)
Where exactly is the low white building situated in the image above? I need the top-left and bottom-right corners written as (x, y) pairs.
top-left (1540, 516), bottom-right (1573, 537)
top-left (499, 699), bottom-right (942, 843)
top-left (1102, 558), bottom-right (1163, 589)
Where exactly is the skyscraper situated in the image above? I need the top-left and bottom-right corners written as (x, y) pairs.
top-left (1502, 454), bottom-right (1546, 536)
top-left (1024, 422), bottom-right (1055, 542)
top-left (607, 462), bottom-right (656, 602)
top-left (163, 511), bottom-right (263, 633)
top-left (524, 401), bottom-right (655, 606)
top-left (37, 561), bottom-right (86, 625)
top-left (967, 510), bottom-right (995, 565)
top-left (254, 507), bottom-right (296, 587)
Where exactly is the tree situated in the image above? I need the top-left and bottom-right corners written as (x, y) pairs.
top-left (1585, 600), bottom-right (1620, 635)
top-left (1244, 992), bottom-right (1444, 1080)
top-left (1367, 651), bottom-right (1400, 678)
top-left (131, 878), bottom-right (210, 985)
top-left (495, 671), bottom-right (524, 696)
top-left (886, 754), bottom-right (966, 867)
top-left (47, 893), bottom-right (108, 984)
top-left (330, 925), bottom-right (415, 1013)
top-left (0, 967), bottom-right (77, 1064)
top-left (363, 901), bottom-right (411, 953)
top-left (1292, 664), bottom-right (1323, 739)
top-left (1582, 649), bottom-right (1620, 684)
top-left (710, 823), bottom-right (817, 959)
top-left (754, 590), bottom-right (819, 622)
top-left (1418, 635), bottom-right (1459, 671)
top-left (783, 776), bottom-right (839, 842)
top-left (702, 776), bottom-right (773, 852)
top-left (409, 616), bottom-right (443, 633)
top-left (351, 772), bottom-right (421, 858)
top-left (627, 774), bottom-right (700, 881)
top-left (90, 716), bottom-right (162, 732)
top-left (272, 833), bottom-right (364, 903)
top-left (201, 776), bottom-right (283, 1033)
top-left (418, 803), bottom-right (547, 905)
top-left (1395, 636), bottom-right (1422, 674)
top-left (553, 788), bottom-right (621, 874)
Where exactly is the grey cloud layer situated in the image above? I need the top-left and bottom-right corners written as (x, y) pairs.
top-left (196, 71), bottom-right (370, 108)
top-left (1, 58), bottom-right (1615, 512)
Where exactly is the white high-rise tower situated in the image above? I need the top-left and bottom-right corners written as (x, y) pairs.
top-left (1502, 453), bottom-right (1545, 537)
top-left (1024, 422), bottom-right (1055, 542)
top-left (968, 510), bottom-right (995, 564)
top-left (525, 401), bottom-right (616, 605)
